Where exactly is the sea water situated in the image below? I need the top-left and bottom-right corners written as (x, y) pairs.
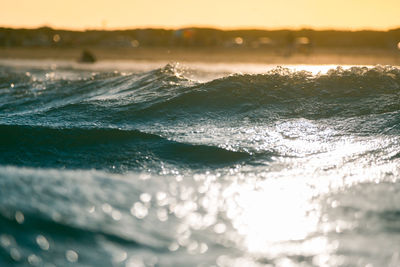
top-left (0, 60), bottom-right (399, 266)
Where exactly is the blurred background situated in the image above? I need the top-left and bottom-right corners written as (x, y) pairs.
top-left (0, 0), bottom-right (399, 65)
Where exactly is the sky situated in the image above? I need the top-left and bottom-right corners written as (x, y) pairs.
top-left (1, 0), bottom-right (399, 30)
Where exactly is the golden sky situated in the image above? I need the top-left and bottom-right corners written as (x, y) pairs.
top-left (1, 0), bottom-right (399, 30)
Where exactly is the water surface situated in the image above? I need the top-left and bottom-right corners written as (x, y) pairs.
top-left (0, 60), bottom-right (399, 266)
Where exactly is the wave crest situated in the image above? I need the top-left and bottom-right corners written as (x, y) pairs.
top-left (1, 65), bottom-right (400, 123)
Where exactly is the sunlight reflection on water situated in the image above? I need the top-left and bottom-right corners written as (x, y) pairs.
top-left (1, 61), bottom-right (399, 266)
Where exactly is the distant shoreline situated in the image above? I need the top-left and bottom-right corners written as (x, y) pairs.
top-left (0, 47), bottom-right (400, 65)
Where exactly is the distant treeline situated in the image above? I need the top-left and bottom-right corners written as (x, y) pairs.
top-left (0, 27), bottom-right (400, 50)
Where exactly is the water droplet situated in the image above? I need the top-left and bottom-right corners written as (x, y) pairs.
top-left (28, 254), bottom-right (42, 266)
top-left (187, 241), bottom-right (198, 254)
top-left (102, 203), bottom-right (112, 213)
top-left (131, 40), bottom-right (139, 48)
top-left (111, 210), bottom-right (122, 221)
top-left (140, 193), bottom-right (152, 203)
top-left (156, 192), bottom-right (167, 205)
top-left (88, 206), bottom-right (95, 213)
top-left (65, 250), bottom-right (78, 263)
top-left (0, 234), bottom-right (13, 247)
top-left (168, 242), bottom-right (179, 251)
top-left (10, 248), bottom-right (21, 261)
top-left (130, 202), bottom-right (148, 219)
top-left (15, 211), bottom-right (24, 224)
top-left (53, 34), bottom-right (61, 43)
top-left (157, 208), bottom-right (168, 222)
top-left (199, 243), bottom-right (208, 254)
top-left (177, 233), bottom-right (190, 247)
top-left (51, 212), bottom-right (61, 222)
top-left (36, 235), bottom-right (49, 250)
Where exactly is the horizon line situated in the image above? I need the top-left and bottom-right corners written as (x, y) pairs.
top-left (1, 24), bottom-right (400, 33)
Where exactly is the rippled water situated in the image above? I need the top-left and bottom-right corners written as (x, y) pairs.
top-left (0, 60), bottom-right (399, 267)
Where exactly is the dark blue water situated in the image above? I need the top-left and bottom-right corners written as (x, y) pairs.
top-left (1, 60), bottom-right (400, 266)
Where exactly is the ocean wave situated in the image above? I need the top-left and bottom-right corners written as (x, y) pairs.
top-left (135, 65), bottom-right (400, 119)
top-left (1, 64), bottom-right (399, 127)
top-left (1, 62), bottom-right (400, 266)
top-left (0, 125), bottom-right (259, 171)
top-left (1, 64), bottom-right (399, 117)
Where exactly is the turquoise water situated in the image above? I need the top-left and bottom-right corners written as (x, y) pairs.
top-left (0, 60), bottom-right (400, 266)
